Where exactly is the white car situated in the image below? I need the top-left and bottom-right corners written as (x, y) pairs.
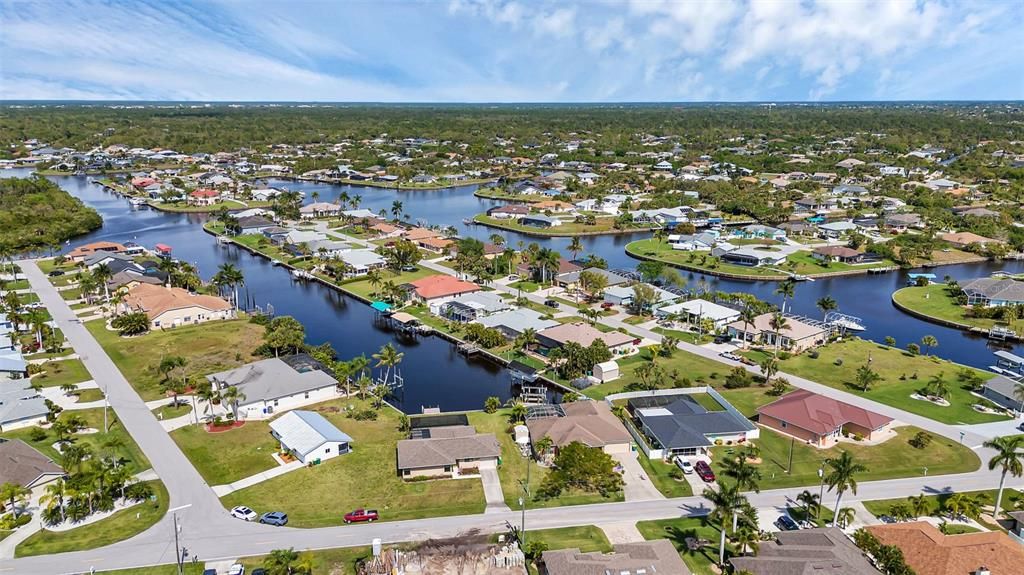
top-left (719, 351), bottom-right (741, 361)
top-left (227, 564), bottom-right (245, 575)
top-left (675, 457), bottom-right (694, 474)
top-left (230, 505), bottom-right (257, 521)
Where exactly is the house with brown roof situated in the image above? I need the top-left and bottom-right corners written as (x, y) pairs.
top-left (940, 231), bottom-right (1001, 249)
top-left (396, 425), bottom-right (500, 479)
top-left (369, 222), bottom-right (403, 238)
top-left (67, 241), bottom-right (126, 263)
top-left (121, 283), bottom-right (233, 328)
top-left (726, 313), bottom-right (827, 353)
top-left (757, 390), bottom-right (894, 447)
top-left (416, 235), bottom-right (453, 253)
top-left (868, 521), bottom-right (1024, 575)
top-left (403, 227), bottom-right (440, 242)
top-left (0, 439), bottom-right (64, 489)
top-left (537, 322), bottom-right (637, 355)
top-left (405, 275), bottom-right (480, 311)
top-left (526, 401), bottom-right (631, 458)
top-left (812, 245), bottom-right (864, 264)
top-left (188, 188), bottom-right (220, 206)
top-left (541, 539), bottom-right (690, 575)
top-left (730, 528), bottom-right (879, 575)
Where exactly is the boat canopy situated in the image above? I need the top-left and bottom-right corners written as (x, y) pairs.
top-left (370, 301), bottom-right (392, 312)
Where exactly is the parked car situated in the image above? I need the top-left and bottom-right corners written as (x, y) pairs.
top-left (344, 508), bottom-right (379, 523)
top-left (251, 570), bottom-right (266, 575)
top-left (507, 274), bottom-right (519, 281)
top-left (694, 460), bottom-right (715, 482)
top-left (203, 570), bottom-right (217, 575)
top-left (600, 302), bottom-right (614, 309)
top-left (48, 270), bottom-right (65, 277)
top-left (544, 299), bottom-right (560, 308)
top-left (775, 515), bottom-right (800, 531)
top-left (227, 564), bottom-right (245, 575)
top-left (230, 506), bottom-right (257, 521)
top-left (674, 457), bottom-right (694, 474)
top-left (259, 511), bottom-right (288, 526)
top-left (713, 334), bottom-right (732, 344)
top-left (719, 351), bottom-right (741, 361)
top-left (1017, 421), bottom-right (1024, 432)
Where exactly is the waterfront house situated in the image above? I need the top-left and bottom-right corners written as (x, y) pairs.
top-left (602, 284), bottom-right (678, 311)
top-left (299, 202), bottom-right (342, 219)
top-left (82, 251), bottom-right (137, 271)
top-left (0, 439), bottom-right (65, 489)
top-left (397, 418), bottom-right (500, 479)
top-left (867, 521), bottom-right (1024, 575)
top-left (737, 224), bottom-right (786, 241)
top-left (526, 401), bottom-right (631, 459)
top-left (811, 245), bottom-right (864, 264)
top-left (369, 222), bottom-right (403, 238)
top-left (981, 375), bottom-right (1023, 412)
top-left (884, 212), bottom-right (925, 231)
top-left (794, 197), bottom-right (839, 212)
top-left (518, 214), bottom-right (561, 228)
top-left (730, 528), bottom-right (880, 575)
top-left (67, 241), bottom-right (126, 263)
top-left (236, 215), bottom-right (277, 235)
top-left (817, 220), bottom-right (859, 239)
top-left (757, 389), bottom-right (893, 447)
top-left (269, 410), bottom-right (352, 465)
top-left (403, 227), bottom-right (440, 242)
top-left (106, 269), bottom-right (163, 292)
top-left (726, 313), bottom-right (827, 352)
top-left (536, 322), bottom-right (636, 355)
top-left (628, 392), bottom-right (757, 458)
top-left (188, 188), bottom-right (220, 206)
top-left (668, 231), bottom-right (718, 251)
top-left (487, 205), bottom-right (529, 219)
top-left (940, 231), bottom-right (1001, 249)
top-left (304, 239), bottom-right (351, 259)
top-left (961, 277), bottom-right (1024, 307)
top-left (438, 291), bottom-right (512, 322)
top-left (207, 354), bottom-right (339, 420)
top-left (337, 249), bottom-right (387, 276)
top-left (0, 380), bottom-right (47, 430)
top-left (121, 283), bottom-right (233, 329)
top-left (405, 275), bottom-right (480, 312)
top-left (556, 267), bottom-right (631, 290)
top-left (542, 540), bottom-right (690, 575)
top-left (715, 244), bottom-right (794, 267)
top-left (656, 298), bottom-right (740, 329)
top-left (517, 257), bottom-right (581, 282)
top-left (476, 308), bottom-right (559, 340)
top-left (415, 235), bottom-right (453, 253)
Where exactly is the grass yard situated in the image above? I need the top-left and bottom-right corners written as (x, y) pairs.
top-left (717, 387), bottom-right (778, 418)
top-left (340, 266), bottom-right (438, 300)
top-left (862, 488), bottom-right (1021, 532)
top-left (171, 420), bottom-right (279, 485)
top-left (637, 456), bottom-right (693, 498)
top-left (475, 214), bottom-right (654, 236)
top-left (509, 280), bottom-right (540, 293)
top-left (154, 401), bottom-right (193, 420)
top-left (239, 547), bottom-right (372, 575)
top-left (468, 409), bottom-right (625, 509)
top-left (95, 567), bottom-right (206, 575)
top-left (582, 347), bottom-right (729, 400)
top-left (31, 358), bottom-right (91, 388)
top-left (894, 284), bottom-right (1020, 333)
top-left (0, 407), bottom-right (150, 473)
top-left (764, 338), bottom-right (1007, 425)
top-left (3, 278), bottom-right (29, 290)
top-left (637, 515), bottom-right (730, 575)
top-left (525, 525), bottom-right (612, 552)
top-left (15, 481), bottom-right (167, 557)
top-left (73, 388), bottom-right (105, 403)
top-left (221, 398), bottom-right (486, 526)
top-left (86, 317), bottom-right (265, 400)
top-left (711, 425), bottom-right (980, 491)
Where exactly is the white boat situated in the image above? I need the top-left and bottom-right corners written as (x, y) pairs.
top-left (128, 197), bottom-right (148, 206)
top-left (291, 269), bottom-right (313, 280)
top-left (833, 318), bottom-right (866, 332)
top-left (216, 235), bottom-right (231, 244)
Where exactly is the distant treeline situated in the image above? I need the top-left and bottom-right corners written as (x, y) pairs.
top-left (0, 177), bottom-right (102, 253)
top-left (1, 103), bottom-right (1021, 156)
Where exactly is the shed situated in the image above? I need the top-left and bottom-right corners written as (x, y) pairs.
top-left (593, 360), bottom-right (620, 383)
top-left (269, 410), bottom-right (352, 465)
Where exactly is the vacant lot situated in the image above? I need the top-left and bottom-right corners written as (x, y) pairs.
top-left (171, 420), bottom-right (279, 485)
top-left (582, 346), bottom-right (730, 400)
top-left (31, 358), bottom-right (91, 388)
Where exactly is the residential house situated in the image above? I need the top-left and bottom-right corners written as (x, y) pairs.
top-left (629, 392), bottom-right (757, 458)
top-left (831, 184), bottom-right (870, 196)
top-left (980, 375), bottom-right (1023, 412)
top-left (757, 390), bottom-right (894, 447)
top-left (812, 245), bottom-right (864, 264)
top-left (416, 236), bottom-right (453, 253)
top-left (884, 212), bottom-right (925, 231)
top-left (516, 258), bottom-right (581, 282)
top-left (0, 439), bottom-right (65, 489)
top-left (794, 197), bottom-right (839, 212)
top-left (476, 308), bottom-right (559, 340)
top-left (518, 214), bottom-right (561, 228)
top-left (188, 188), bottom-right (220, 206)
top-left (817, 220), bottom-right (859, 239)
top-left (526, 401), bottom-right (632, 457)
top-left (405, 275), bottom-right (481, 312)
top-left (337, 249), bottom-right (387, 276)
top-left (957, 207), bottom-right (1001, 219)
top-left (121, 284), bottom-right (233, 329)
top-left (438, 291), bottom-right (512, 322)
top-left (667, 232), bottom-right (717, 251)
top-left (726, 313), bottom-right (827, 353)
top-left (714, 244), bottom-right (796, 267)
top-left (397, 418), bottom-right (500, 479)
top-left (0, 380), bottom-right (46, 430)
top-left (941, 231), bottom-right (1001, 249)
top-left (106, 269), bottom-right (163, 292)
top-left (82, 251), bottom-right (138, 271)
top-left (536, 322), bottom-right (636, 355)
top-left (656, 299), bottom-right (740, 329)
top-left (835, 158), bottom-right (865, 169)
top-left (542, 540), bottom-right (690, 575)
top-left (868, 521), bottom-right (1024, 575)
top-left (487, 205), bottom-right (529, 219)
top-left (730, 528), bottom-right (880, 575)
top-left (601, 284), bottom-right (678, 311)
top-left (304, 239), bottom-right (351, 259)
top-left (67, 241), bottom-right (126, 263)
top-left (961, 278), bottom-right (1024, 307)
top-left (236, 215), bottom-right (277, 235)
top-left (737, 224), bottom-right (786, 241)
top-left (299, 202), bottom-right (342, 219)
top-left (555, 267), bottom-right (631, 290)
top-left (269, 410), bottom-right (352, 465)
top-left (403, 227), bottom-right (439, 242)
top-left (207, 354), bottom-right (340, 420)
top-left (369, 222), bottom-right (403, 238)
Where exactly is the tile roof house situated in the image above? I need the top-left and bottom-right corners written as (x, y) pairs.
top-left (940, 231), bottom-right (1001, 249)
top-left (537, 322), bottom-right (636, 354)
top-left (207, 354), bottom-right (339, 420)
top-left (542, 539), bottom-right (690, 575)
top-left (396, 425), bottom-right (500, 479)
top-left (121, 283), bottom-right (233, 328)
top-left (812, 245), bottom-right (864, 264)
top-left (526, 401), bottom-right (631, 455)
top-left (757, 390), bottom-right (893, 447)
top-left (269, 410), bottom-right (352, 464)
top-left (868, 521), bottom-right (1024, 575)
top-left (0, 439), bottom-right (65, 489)
top-left (67, 241), bottom-right (126, 263)
top-left (730, 527), bottom-right (880, 575)
top-left (406, 275), bottom-right (480, 307)
top-left (726, 313), bottom-right (827, 353)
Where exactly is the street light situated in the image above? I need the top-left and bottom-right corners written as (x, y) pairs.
top-left (816, 467), bottom-right (826, 519)
top-left (169, 503), bottom-right (192, 575)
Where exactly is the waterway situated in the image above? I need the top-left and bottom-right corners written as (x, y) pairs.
top-left (5, 169), bottom-right (1017, 391)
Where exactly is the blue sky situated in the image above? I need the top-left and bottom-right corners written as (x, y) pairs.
top-left (1, 0), bottom-right (1022, 102)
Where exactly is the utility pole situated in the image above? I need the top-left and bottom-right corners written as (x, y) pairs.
top-left (103, 382), bottom-right (109, 433)
top-left (518, 459), bottom-right (531, 550)
top-left (169, 504), bottom-right (192, 575)
top-left (817, 467), bottom-right (826, 519)
top-left (787, 436), bottom-right (795, 473)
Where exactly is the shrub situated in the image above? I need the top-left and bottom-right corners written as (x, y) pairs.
top-left (909, 431), bottom-right (933, 449)
top-left (834, 358), bottom-right (843, 366)
top-left (808, 350), bottom-right (819, 359)
top-left (724, 366), bottom-right (753, 389)
top-left (347, 409), bottom-right (378, 421)
top-left (28, 427), bottom-right (47, 442)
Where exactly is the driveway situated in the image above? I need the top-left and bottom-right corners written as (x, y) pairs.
top-left (480, 468), bottom-right (509, 513)
top-left (613, 452), bottom-right (664, 502)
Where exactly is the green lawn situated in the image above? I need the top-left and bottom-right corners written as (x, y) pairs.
top-left (711, 425), bottom-right (980, 491)
top-left (31, 358), bottom-right (92, 388)
top-left (475, 214), bottom-right (654, 236)
top-left (16, 481), bottom-right (167, 557)
top-left (767, 338), bottom-right (1007, 424)
top-left (0, 407), bottom-right (150, 473)
top-left (73, 388), bottom-right (106, 403)
top-left (894, 284), bottom-right (1020, 333)
top-left (154, 402), bottom-right (194, 421)
top-left (582, 347), bottom-right (729, 399)
top-left (637, 515), bottom-right (730, 575)
top-left (637, 455), bottom-right (693, 498)
top-left (339, 266), bottom-right (439, 300)
top-left (525, 525), bottom-right (612, 552)
top-left (96, 566), bottom-right (206, 575)
top-left (717, 387), bottom-right (778, 418)
top-left (239, 547), bottom-right (372, 575)
top-left (862, 488), bottom-right (1021, 532)
top-left (86, 317), bottom-right (265, 400)
top-left (468, 410), bottom-right (625, 509)
top-left (221, 398), bottom-right (486, 526)
top-left (3, 278), bottom-right (29, 290)
top-left (509, 280), bottom-right (540, 293)
top-left (171, 419), bottom-right (279, 485)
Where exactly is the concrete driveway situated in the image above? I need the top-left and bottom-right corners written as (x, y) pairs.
top-left (613, 452), bottom-right (664, 502)
top-left (480, 468), bottom-right (510, 513)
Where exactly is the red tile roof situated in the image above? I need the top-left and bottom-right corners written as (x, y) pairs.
top-left (190, 188), bottom-right (219, 198)
top-left (409, 275), bottom-right (480, 300)
top-left (868, 521), bottom-right (1024, 575)
top-left (757, 389), bottom-right (893, 435)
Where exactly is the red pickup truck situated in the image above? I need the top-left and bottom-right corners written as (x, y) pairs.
top-left (343, 509), bottom-right (379, 523)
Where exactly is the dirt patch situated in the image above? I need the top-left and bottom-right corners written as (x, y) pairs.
top-left (205, 421), bottom-right (246, 433)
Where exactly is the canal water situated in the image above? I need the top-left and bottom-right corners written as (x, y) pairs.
top-left (5, 169), bottom-right (1015, 402)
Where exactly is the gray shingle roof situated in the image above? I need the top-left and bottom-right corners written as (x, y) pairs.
top-left (396, 427), bottom-right (500, 470)
top-left (0, 380), bottom-right (47, 426)
top-left (632, 395), bottom-right (753, 450)
top-left (0, 439), bottom-right (64, 488)
top-left (962, 278), bottom-right (1024, 303)
top-left (542, 539), bottom-right (690, 575)
top-left (730, 528), bottom-right (880, 575)
top-left (206, 355), bottom-right (338, 404)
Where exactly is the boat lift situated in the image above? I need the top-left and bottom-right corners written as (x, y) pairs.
top-left (824, 311), bottom-right (866, 333)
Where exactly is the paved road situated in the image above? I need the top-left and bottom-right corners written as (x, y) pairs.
top-left (8, 258), bottom-right (1017, 575)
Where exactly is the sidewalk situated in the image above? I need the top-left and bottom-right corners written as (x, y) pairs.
top-left (212, 461), bottom-right (305, 497)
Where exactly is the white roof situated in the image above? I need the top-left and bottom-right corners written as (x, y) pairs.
top-left (818, 221), bottom-right (859, 231)
top-left (340, 249), bottom-right (386, 269)
top-left (661, 299), bottom-right (741, 322)
top-left (269, 410), bottom-right (352, 458)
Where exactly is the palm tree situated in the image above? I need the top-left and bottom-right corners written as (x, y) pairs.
top-left (760, 356), bottom-right (778, 382)
top-left (920, 335), bottom-right (938, 356)
top-left (704, 482), bottom-right (746, 566)
top-left (855, 364), bottom-right (881, 392)
top-left (722, 454), bottom-right (761, 493)
top-left (25, 307), bottom-right (47, 347)
top-left (769, 312), bottom-right (790, 357)
top-left (507, 399), bottom-right (527, 423)
top-left (926, 373), bottom-right (950, 400)
top-left (738, 306), bottom-right (757, 348)
top-left (944, 492), bottom-right (984, 521)
top-left (908, 493), bottom-right (930, 518)
top-left (567, 236), bottom-right (584, 262)
top-left (984, 435), bottom-right (1024, 521)
top-left (196, 382), bottom-right (220, 421)
top-left (60, 381), bottom-right (79, 396)
top-left (355, 374), bottom-right (373, 400)
top-left (835, 507), bottom-right (856, 529)
top-left (733, 521), bottom-right (760, 556)
top-left (217, 263), bottom-right (245, 311)
top-left (40, 479), bottom-right (66, 522)
top-left (774, 278), bottom-right (797, 313)
top-left (797, 489), bottom-right (820, 520)
top-left (0, 482), bottom-right (31, 519)
top-left (92, 263), bottom-right (113, 300)
top-left (373, 343), bottom-right (404, 387)
top-left (390, 200), bottom-right (403, 221)
top-left (516, 328), bottom-right (538, 354)
top-left (221, 386), bottom-right (246, 420)
top-left (824, 451), bottom-right (867, 527)
top-left (816, 296), bottom-right (837, 320)
top-left (264, 547), bottom-right (299, 575)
